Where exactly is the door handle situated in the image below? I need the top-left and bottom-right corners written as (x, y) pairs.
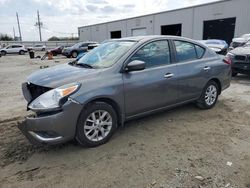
top-left (204, 66), bottom-right (211, 71)
top-left (164, 73), bottom-right (174, 79)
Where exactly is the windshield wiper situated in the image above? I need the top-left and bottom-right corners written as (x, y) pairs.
top-left (75, 63), bottom-right (94, 69)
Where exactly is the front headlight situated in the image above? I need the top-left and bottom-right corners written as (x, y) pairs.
top-left (28, 83), bottom-right (80, 111)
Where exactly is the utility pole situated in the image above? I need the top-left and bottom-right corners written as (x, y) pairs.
top-left (13, 27), bottom-right (16, 41)
top-left (35, 10), bottom-right (42, 41)
top-left (16, 12), bottom-right (22, 42)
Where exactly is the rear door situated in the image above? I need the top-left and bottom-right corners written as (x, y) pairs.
top-left (172, 40), bottom-right (209, 101)
top-left (123, 40), bottom-right (179, 117)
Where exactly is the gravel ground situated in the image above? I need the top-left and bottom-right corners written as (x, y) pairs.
top-left (0, 54), bottom-right (250, 188)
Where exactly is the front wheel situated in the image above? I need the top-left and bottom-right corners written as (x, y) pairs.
top-left (76, 102), bottom-right (117, 147)
top-left (71, 51), bottom-right (78, 58)
top-left (196, 81), bottom-right (219, 109)
top-left (1, 51), bottom-right (6, 56)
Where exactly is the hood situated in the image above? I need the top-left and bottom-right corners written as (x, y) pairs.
top-left (230, 46), bottom-right (250, 55)
top-left (232, 37), bottom-right (248, 43)
top-left (27, 63), bottom-right (102, 88)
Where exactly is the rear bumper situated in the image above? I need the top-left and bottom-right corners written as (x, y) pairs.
top-left (232, 63), bottom-right (250, 75)
top-left (18, 101), bottom-right (82, 145)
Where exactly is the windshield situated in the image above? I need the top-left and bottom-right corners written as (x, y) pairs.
top-left (241, 34), bottom-right (250, 39)
top-left (71, 43), bottom-right (81, 48)
top-left (76, 41), bottom-right (135, 68)
top-left (245, 41), bottom-right (250, 46)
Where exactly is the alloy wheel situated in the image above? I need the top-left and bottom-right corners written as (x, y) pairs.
top-left (205, 85), bottom-right (217, 106)
top-left (83, 110), bottom-right (112, 142)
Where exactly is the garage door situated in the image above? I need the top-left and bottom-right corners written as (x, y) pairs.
top-left (131, 28), bottom-right (146, 36)
top-left (203, 17), bottom-right (236, 45)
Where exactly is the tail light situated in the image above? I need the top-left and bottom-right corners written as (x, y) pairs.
top-left (223, 56), bottom-right (232, 65)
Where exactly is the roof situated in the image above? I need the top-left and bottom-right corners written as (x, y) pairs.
top-left (78, 0), bottom-right (230, 29)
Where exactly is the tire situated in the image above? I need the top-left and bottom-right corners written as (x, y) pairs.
top-left (232, 72), bottom-right (238, 77)
top-left (19, 50), bottom-right (25, 55)
top-left (71, 51), bottom-right (78, 58)
top-left (42, 48), bottom-right (45, 51)
top-left (196, 80), bottom-right (219, 109)
top-left (76, 102), bottom-right (117, 147)
top-left (1, 51), bottom-right (6, 56)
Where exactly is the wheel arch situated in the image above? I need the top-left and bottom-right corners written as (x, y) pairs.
top-left (209, 78), bottom-right (222, 95)
top-left (79, 97), bottom-right (124, 127)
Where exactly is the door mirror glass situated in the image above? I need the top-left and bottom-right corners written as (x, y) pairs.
top-left (125, 60), bottom-right (145, 72)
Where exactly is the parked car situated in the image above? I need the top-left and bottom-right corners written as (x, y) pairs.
top-left (0, 44), bottom-right (27, 55)
top-left (27, 44), bottom-right (46, 51)
top-left (227, 40), bottom-right (250, 76)
top-left (229, 34), bottom-right (250, 50)
top-left (76, 43), bottom-right (99, 60)
top-left (48, 45), bottom-right (69, 56)
top-left (19, 36), bottom-right (231, 147)
top-left (198, 39), bottom-right (228, 55)
top-left (62, 41), bottom-right (98, 58)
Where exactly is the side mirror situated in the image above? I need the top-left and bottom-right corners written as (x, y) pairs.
top-left (125, 60), bottom-right (146, 72)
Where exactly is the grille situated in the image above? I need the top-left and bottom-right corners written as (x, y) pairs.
top-left (27, 83), bottom-right (52, 101)
top-left (235, 55), bottom-right (246, 61)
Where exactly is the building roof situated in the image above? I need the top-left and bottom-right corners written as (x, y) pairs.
top-left (79, 0), bottom-right (230, 29)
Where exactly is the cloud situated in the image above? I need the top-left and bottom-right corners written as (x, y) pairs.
top-left (0, 0), bottom-right (220, 40)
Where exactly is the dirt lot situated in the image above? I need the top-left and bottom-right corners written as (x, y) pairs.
top-left (0, 54), bottom-right (250, 188)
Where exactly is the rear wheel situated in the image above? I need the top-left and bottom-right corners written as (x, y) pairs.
top-left (42, 48), bottom-right (45, 51)
top-left (76, 102), bottom-right (117, 147)
top-left (196, 81), bottom-right (219, 109)
top-left (19, 50), bottom-right (25, 55)
top-left (232, 72), bottom-right (238, 77)
top-left (71, 51), bottom-right (78, 58)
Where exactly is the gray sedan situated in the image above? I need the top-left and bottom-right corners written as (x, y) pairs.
top-left (19, 36), bottom-right (231, 147)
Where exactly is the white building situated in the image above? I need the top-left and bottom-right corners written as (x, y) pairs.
top-left (78, 0), bottom-right (250, 44)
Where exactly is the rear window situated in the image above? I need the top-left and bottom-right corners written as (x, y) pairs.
top-left (174, 40), bottom-right (205, 62)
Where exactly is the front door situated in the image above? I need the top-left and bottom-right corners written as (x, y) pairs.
top-left (123, 40), bottom-right (178, 117)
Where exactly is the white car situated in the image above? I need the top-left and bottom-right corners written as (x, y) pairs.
top-left (0, 44), bottom-right (27, 55)
top-left (230, 34), bottom-right (250, 50)
top-left (27, 44), bottom-right (46, 51)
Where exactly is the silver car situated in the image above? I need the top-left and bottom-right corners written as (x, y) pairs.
top-left (0, 44), bottom-right (27, 55)
top-left (19, 36), bottom-right (231, 147)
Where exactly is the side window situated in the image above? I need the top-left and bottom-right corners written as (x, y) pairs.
top-left (195, 45), bottom-right (205, 58)
top-left (130, 40), bottom-right (171, 68)
top-left (174, 40), bottom-right (197, 62)
top-left (80, 43), bottom-right (88, 47)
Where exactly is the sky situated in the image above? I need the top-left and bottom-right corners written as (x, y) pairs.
top-left (0, 0), bottom-right (220, 41)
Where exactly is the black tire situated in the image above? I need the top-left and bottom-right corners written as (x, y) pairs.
top-left (42, 48), bottom-right (45, 51)
top-left (76, 102), bottom-right (117, 147)
top-left (196, 80), bottom-right (219, 109)
top-left (232, 72), bottom-right (238, 77)
top-left (71, 51), bottom-right (78, 58)
top-left (19, 50), bottom-right (25, 55)
top-left (1, 51), bottom-right (6, 56)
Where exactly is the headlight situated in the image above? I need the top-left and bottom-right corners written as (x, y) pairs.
top-left (28, 83), bottom-right (80, 111)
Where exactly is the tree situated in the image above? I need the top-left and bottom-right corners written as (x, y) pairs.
top-left (0, 33), bottom-right (14, 41)
top-left (47, 36), bottom-right (79, 41)
top-left (48, 36), bottom-right (60, 41)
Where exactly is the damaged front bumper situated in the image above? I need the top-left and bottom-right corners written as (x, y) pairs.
top-left (18, 100), bottom-right (82, 145)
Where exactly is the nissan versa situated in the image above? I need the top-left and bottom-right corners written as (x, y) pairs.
top-left (19, 36), bottom-right (231, 147)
